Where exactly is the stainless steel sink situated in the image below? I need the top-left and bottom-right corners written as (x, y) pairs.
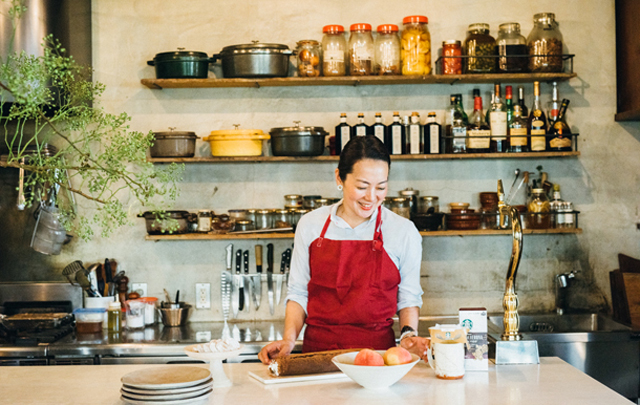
top-left (488, 312), bottom-right (631, 334)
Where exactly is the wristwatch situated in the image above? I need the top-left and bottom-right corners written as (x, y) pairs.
top-left (399, 325), bottom-right (417, 341)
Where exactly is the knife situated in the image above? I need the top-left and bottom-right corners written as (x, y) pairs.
top-left (253, 245), bottom-right (263, 310)
top-left (243, 250), bottom-right (251, 312)
top-left (267, 243), bottom-right (274, 315)
top-left (236, 249), bottom-right (244, 312)
top-left (275, 250), bottom-right (287, 306)
top-left (223, 243), bottom-right (234, 321)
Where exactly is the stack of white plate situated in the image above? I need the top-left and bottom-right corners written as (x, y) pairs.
top-left (120, 366), bottom-right (213, 404)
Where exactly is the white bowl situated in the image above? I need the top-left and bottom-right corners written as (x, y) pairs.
top-left (332, 350), bottom-right (420, 389)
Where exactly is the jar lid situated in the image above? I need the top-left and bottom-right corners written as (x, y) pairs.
top-left (442, 40), bottom-right (461, 46)
top-left (449, 202), bottom-right (470, 209)
top-left (274, 209), bottom-right (290, 214)
top-left (533, 12), bottom-right (556, 24)
top-left (532, 188), bottom-right (545, 193)
top-left (138, 297), bottom-right (158, 303)
top-left (468, 23), bottom-right (490, 33)
top-left (392, 197), bottom-right (409, 202)
top-left (323, 24), bottom-right (344, 34)
top-left (399, 187), bottom-right (420, 196)
top-left (108, 301), bottom-right (121, 310)
top-left (315, 198), bottom-right (330, 203)
top-left (403, 15), bottom-right (428, 24)
top-left (256, 209), bottom-right (272, 214)
top-left (498, 22), bottom-right (521, 32)
top-left (297, 39), bottom-right (320, 47)
top-left (236, 219), bottom-right (253, 225)
top-left (420, 196), bottom-right (439, 201)
top-left (284, 194), bottom-right (302, 199)
top-left (377, 24), bottom-right (399, 33)
top-left (350, 23), bottom-right (372, 32)
top-left (295, 208), bottom-right (311, 214)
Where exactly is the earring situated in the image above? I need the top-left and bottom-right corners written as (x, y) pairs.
top-left (337, 185), bottom-right (343, 191)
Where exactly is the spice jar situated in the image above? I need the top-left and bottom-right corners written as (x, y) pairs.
top-left (235, 219), bottom-right (254, 232)
top-left (401, 15), bottom-right (431, 75)
top-left (284, 194), bottom-right (303, 209)
top-left (322, 25), bottom-right (346, 76)
top-left (297, 40), bottom-right (321, 77)
top-left (303, 195), bottom-right (322, 209)
top-left (496, 22), bottom-right (528, 73)
top-left (245, 209), bottom-right (256, 225)
top-left (442, 40), bottom-right (462, 75)
top-left (197, 210), bottom-right (212, 233)
top-left (464, 23), bottom-right (496, 73)
top-left (255, 209), bottom-right (274, 230)
top-left (274, 209), bottom-right (292, 228)
top-left (390, 197), bottom-right (411, 219)
top-left (315, 198), bottom-right (331, 208)
top-left (527, 188), bottom-right (551, 229)
top-left (348, 23), bottom-right (374, 76)
top-left (398, 187), bottom-right (420, 214)
top-left (527, 13), bottom-right (563, 72)
top-left (418, 196), bottom-right (439, 214)
top-left (557, 201), bottom-right (575, 229)
top-left (374, 24), bottom-right (401, 75)
top-left (228, 209), bottom-right (247, 222)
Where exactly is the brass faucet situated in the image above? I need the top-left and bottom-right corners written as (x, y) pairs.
top-left (497, 179), bottom-right (524, 341)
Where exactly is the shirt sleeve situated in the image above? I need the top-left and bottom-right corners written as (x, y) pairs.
top-left (396, 222), bottom-right (424, 311)
top-left (285, 217), bottom-right (312, 314)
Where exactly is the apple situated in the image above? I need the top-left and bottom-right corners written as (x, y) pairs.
top-left (383, 347), bottom-right (413, 366)
top-left (353, 349), bottom-right (385, 366)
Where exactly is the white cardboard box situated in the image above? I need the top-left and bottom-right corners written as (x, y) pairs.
top-left (459, 307), bottom-right (489, 371)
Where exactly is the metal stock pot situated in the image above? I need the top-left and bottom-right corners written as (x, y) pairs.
top-left (213, 41), bottom-right (293, 78)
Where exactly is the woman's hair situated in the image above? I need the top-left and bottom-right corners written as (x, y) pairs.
top-left (337, 135), bottom-right (391, 182)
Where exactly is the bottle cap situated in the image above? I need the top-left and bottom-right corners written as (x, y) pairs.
top-left (377, 24), bottom-right (398, 33)
top-left (323, 25), bottom-right (344, 34)
top-left (350, 23), bottom-right (372, 32)
top-left (109, 301), bottom-right (121, 310)
top-left (403, 15), bottom-right (428, 24)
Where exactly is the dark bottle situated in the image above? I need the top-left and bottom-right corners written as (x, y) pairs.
top-left (467, 96), bottom-right (491, 153)
top-left (508, 105), bottom-right (529, 152)
top-left (517, 86), bottom-right (528, 117)
top-left (372, 112), bottom-right (387, 145)
top-left (353, 113), bottom-right (368, 137)
top-left (528, 81), bottom-right (548, 152)
top-left (548, 99), bottom-right (572, 151)
top-left (335, 113), bottom-right (351, 155)
top-left (489, 83), bottom-right (509, 153)
top-left (388, 111), bottom-right (405, 155)
top-left (424, 112), bottom-right (441, 154)
top-left (407, 112), bottom-right (423, 154)
top-left (454, 94), bottom-right (468, 125)
top-left (505, 85), bottom-right (514, 125)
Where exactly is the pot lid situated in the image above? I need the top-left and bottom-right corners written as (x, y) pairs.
top-left (204, 125), bottom-right (268, 141)
top-left (153, 128), bottom-right (198, 139)
top-left (269, 121), bottom-right (328, 136)
top-left (140, 210), bottom-right (191, 219)
top-left (399, 187), bottom-right (420, 196)
top-left (153, 48), bottom-right (209, 61)
top-left (220, 41), bottom-right (292, 55)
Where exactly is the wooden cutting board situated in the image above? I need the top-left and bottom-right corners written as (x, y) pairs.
top-left (622, 273), bottom-right (640, 328)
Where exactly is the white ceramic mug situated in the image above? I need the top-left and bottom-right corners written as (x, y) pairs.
top-left (427, 342), bottom-right (465, 380)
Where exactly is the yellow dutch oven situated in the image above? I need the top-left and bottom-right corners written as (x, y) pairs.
top-left (203, 127), bottom-right (269, 157)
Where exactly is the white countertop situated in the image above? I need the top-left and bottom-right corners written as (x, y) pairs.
top-left (0, 358), bottom-right (633, 405)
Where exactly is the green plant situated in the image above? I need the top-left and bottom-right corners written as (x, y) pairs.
top-left (0, 0), bottom-right (183, 241)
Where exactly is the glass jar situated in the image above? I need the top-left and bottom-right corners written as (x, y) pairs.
top-left (442, 40), bottom-right (462, 75)
top-left (211, 214), bottom-right (235, 234)
top-left (315, 198), bottom-right (331, 208)
top-left (297, 40), bottom-right (321, 77)
top-left (390, 197), bottom-right (411, 219)
top-left (401, 15), bottom-right (431, 75)
top-left (322, 25), bottom-right (346, 76)
top-left (496, 22), bottom-right (528, 73)
top-left (196, 210), bottom-right (211, 233)
top-left (284, 194), bottom-right (303, 209)
top-left (255, 209), bottom-right (274, 230)
top-left (418, 196), bottom-right (439, 214)
top-left (274, 209), bottom-right (292, 228)
top-left (464, 23), bottom-right (496, 73)
top-left (291, 208), bottom-right (310, 228)
top-left (303, 195), bottom-right (322, 209)
top-left (527, 12), bottom-right (563, 72)
top-left (374, 24), bottom-right (401, 75)
top-left (527, 188), bottom-right (551, 229)
top-left (479, 208), bottom-right (499, 230)
top-left (245, 209), bottom-right (256, 225)
top-left (228, 209), bottom-right (247, 222)
top-left (348, 23), bottom-right (374, 76)
top-left (557, 201), bottom-right (575, 229)
top-left (383, 197), bottom-right (394, 210)
top-left (235, 219), bottom-right (254, 232)
top-left (398, 187), bottom-right (420, 214)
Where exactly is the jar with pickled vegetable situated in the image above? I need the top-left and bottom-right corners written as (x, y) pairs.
top-left (527, 12), bottom-right (564, 72)
top-left (348, 23), bottom-right (374, 76)
top-left (401, 15), bottom-right (431, 75)
top-left (374, 24), bottom-right (400, 75)
top-left (322, 25), bottom-right (346, 76)
top-left (442, 40), bottom-right (462, 75)
top-left (464, 23), bottom-right (496, 73)
top-left (297, 40), bottom-right (321, 77)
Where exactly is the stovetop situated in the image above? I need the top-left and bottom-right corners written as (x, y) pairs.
top-left (1, 324), bottom-right (75, 346)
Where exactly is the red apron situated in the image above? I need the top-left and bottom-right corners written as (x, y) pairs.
top-left (302, 208), bottom-right (400, 352)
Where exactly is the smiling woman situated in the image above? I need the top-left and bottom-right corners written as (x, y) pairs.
top-left (258, 136), bottom-right (430, 365)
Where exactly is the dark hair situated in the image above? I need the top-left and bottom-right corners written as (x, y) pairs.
top-left (337, 135), bottom-right (391, 182)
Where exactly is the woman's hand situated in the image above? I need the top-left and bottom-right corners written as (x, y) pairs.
top-left (258, 339), bottom-right (296, 365)
top-left (400, 336), bottom-right (431, 361)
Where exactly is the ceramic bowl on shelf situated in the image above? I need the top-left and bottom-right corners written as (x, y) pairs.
top-left (331, 351), bottom-right (420, 389)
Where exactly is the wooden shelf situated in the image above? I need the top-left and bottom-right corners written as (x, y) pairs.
top-left (141, 73), bottom-right (577, 90)
top-left (615, 109), bottom-right (640, 122)
top-left (149, 151), bottom-right (580, 164)
top-left (145, 227), bottom-right (582, 241)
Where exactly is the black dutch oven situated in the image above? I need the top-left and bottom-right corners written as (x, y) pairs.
top-left (213, 41), bottom-right (294, 78)
top-left (147, 49), bottom-right (213, 79)
top-left (269, 122), bottom-right (328, 156)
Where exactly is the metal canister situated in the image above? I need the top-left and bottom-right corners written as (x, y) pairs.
top-left (398, 188), bottom-right (420, 214)
top-left (390, 197), bottom-right (411, 219)
top-left (418, 196), bottom-right (440, 214)
top-left (284, 194), bottom-right (304, 209)
top-left (255, 209), bottom-right (274, 230)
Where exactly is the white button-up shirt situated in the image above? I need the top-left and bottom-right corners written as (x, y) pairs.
top-left (286, 202), bottom-right (424, 314)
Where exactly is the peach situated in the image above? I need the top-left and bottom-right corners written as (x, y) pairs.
top-left (383, 347), bottom-right (413, 366)
top-left (353, 349), bottom-right (385, 366)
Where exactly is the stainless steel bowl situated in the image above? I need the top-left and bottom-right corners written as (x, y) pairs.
top-left (159, 305), bottom-right (191, 327)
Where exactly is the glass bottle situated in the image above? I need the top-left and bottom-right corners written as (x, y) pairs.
top-left (445, 95), bottom-right (467, 154)
top-left (527, 188), bottom-right (551, 229)
top-left (388, 112), bottom-right (405, 155)
top-left (467, 96), bottom-right (491, 153)
top-left (505, 85), bottom-right (514, 125)
top-left (559, 201), bottom-right (575, 229)
top-left (424, 112), bottom-right (441, 154)
top-left (517, 86), bottom-right (528, 117)
top-left (374, 24), bottom-right (401, 75)
top-left (407, 112), bottom-right (423, 154)
top-left (490, 83), bottom-right (509, 153)
top-left (322, 25), bottom-right (346, 76)
top-left (527, 12), bottom-right (564, 72)
top-left (354, 113), bottom-right (368, 137)
top-left (528, 81), bottom-right (548, 152)
top-left (372, 112), bottom-right (387, 144)
top-left (296, 40), bottom-right (321, 77)
top-left (548, 99), bottom-right (572, 151)
top-left (348, 23), bottom-right (374, 76)
top-left (400, 15), bottom-right (431, 75)
top-left (463, 23), bottom-right (496, 73)
top-left (335, 112), bottom-right (351, 155)
top-left (108, 300), bottom-right (121, 333)
top-left (455, 94), bottom-right (468, 125)
top-left (496, 22), bottom-right (528, 73)
top-left (442, 40), bottom-right (462, 74)
top-left (197, 210), bottom-right (212, 233)
top-left (508, 105), bottom-right (529, 152)
top-left (485, 90), bottom-right (494, 124)
top-left (547, 82), bottom-right (560, 123)
top-left (549, 184), bottom-right (564, 228)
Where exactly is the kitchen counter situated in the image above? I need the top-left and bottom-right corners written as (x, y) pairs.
top-left (0, 357), bottom-right (633, 404)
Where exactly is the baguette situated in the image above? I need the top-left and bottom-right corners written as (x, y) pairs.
top-left (268, 349), bottom-right (363, 376)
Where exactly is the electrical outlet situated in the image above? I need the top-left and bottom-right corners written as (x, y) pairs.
top-left (131, 283), bottom-right (147, 297)
top-left (196, 283), bottom-right (211, 309)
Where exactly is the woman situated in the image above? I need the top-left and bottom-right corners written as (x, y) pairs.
top-left (258, 136), bottom-right (429, 364)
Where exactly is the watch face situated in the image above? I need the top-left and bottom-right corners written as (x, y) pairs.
top-left (401, 326), bottom-right (416, 334)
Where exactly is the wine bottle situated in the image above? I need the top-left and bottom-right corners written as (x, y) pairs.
top-left (489, 83), bottom-right (509, 153)
top-left (354, 113), bottom-right (368, 137)
top-left (335, 113), bottom-right (351, 155)
top-left (407, 112), bottom-right (423, 154)
top-left (548, 82), bottom-right (560, 123)
top-left (454, 94), bottom-right (468, 125)
top-left (388, 112), bottom-right (405, 155)
top-left (528, 81), bottom-right (547, 152)
top-left (467, 96), bottom-right (490, 153)
top-left (505, 85), bottom-right (514, 125)
top-left (372, 112), bottom-right (386, 144)
top-left (508, 105), bottom-right (529, 152)
top-left (548, 99), bottom-right (572, 151)
top-left (517, 86), bottom-right (528, 117)
top-left (424, 112), bottom-right (441, 154)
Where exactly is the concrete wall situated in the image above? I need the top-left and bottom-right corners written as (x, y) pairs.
top-left (2, 0), bottom-right (639, 322)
